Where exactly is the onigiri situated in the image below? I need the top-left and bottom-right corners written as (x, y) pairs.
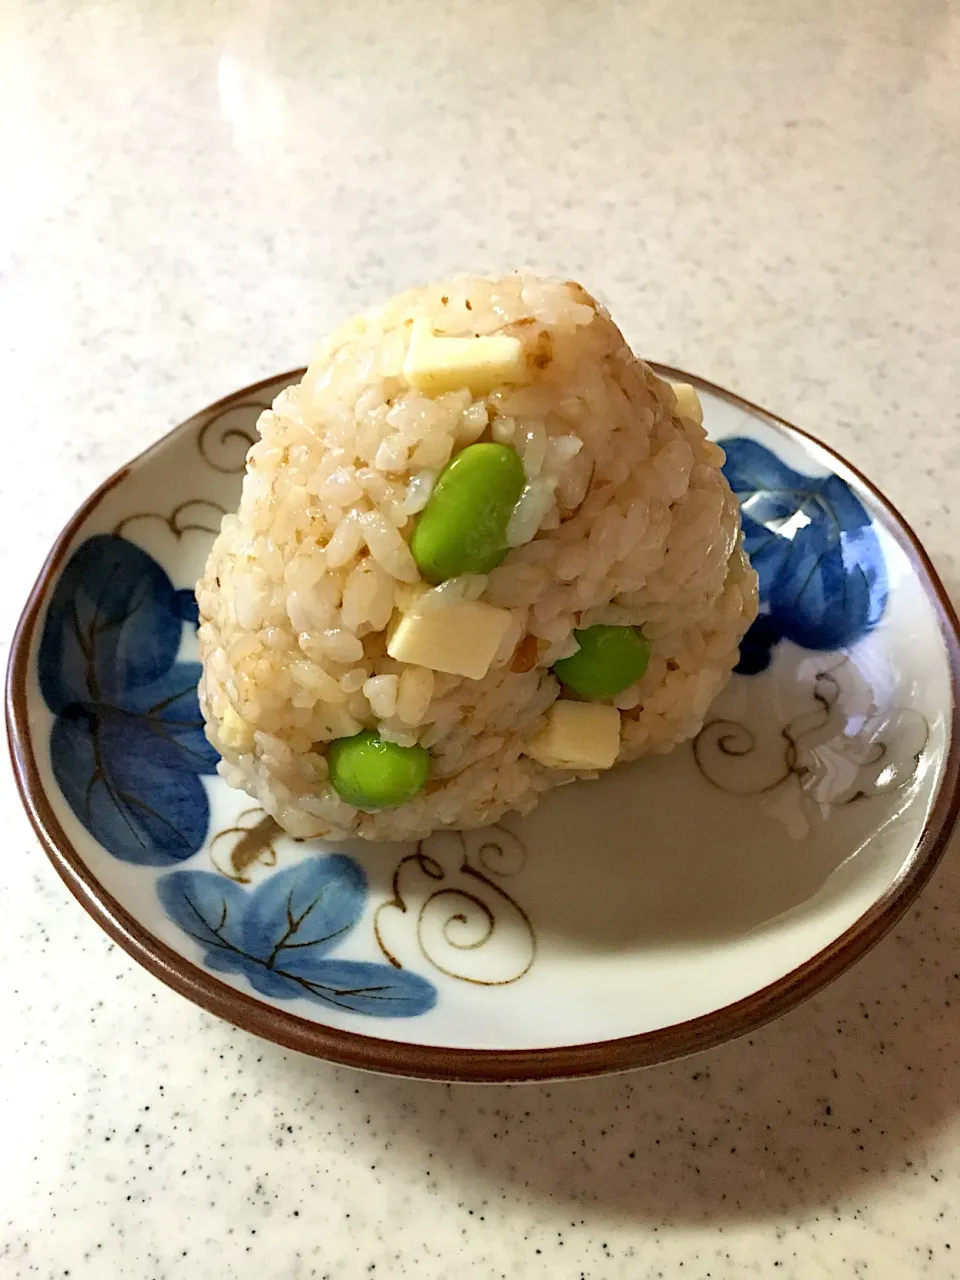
top-left (197, 276), bottom-right (758, 841)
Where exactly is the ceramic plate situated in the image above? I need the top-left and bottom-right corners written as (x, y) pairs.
top-left (8, 367), bottom-right (960, 1081)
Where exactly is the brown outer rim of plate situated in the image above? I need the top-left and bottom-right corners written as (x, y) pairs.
top-left (7, 365), bottom-right (960, 1084)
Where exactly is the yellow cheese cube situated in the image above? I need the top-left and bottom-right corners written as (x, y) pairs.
top-left (403, 317), bottom-right (526, 397)
top-left (387, 599), bottom-right (513, 680)
top-left (670, 381), bottom-right (704, 425)
top-left (218, 705), bottom-right (254, 753)
top-left (527, 701), bottom-right (621, 770)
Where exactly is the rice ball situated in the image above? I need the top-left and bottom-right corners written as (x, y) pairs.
top-left (196, 276), bottom-right (758, 840)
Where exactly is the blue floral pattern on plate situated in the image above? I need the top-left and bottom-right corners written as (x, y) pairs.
top-left (39, 534), bottom-right (217, 865)
top-left (33, 434), bottom-right (890, 1023)
top-left (39, 532), bottom-right (437, 1018)
top-left (158, 856), bottom-right (437, 1016)
top-left (721, 438), bottom-right (888, 674)
top-left (17, 370), bottom-right (950, 1066)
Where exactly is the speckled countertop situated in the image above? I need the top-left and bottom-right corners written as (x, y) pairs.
top-left (2, 0), bottom-right (960, 1276)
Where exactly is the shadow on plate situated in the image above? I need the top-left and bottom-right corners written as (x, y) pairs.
top-left (495, 750), bottom-right (867, 950)
top-left (274, 822), bottom-right (960, 1227)
top-left (357, 732), bottom-right (912, 955)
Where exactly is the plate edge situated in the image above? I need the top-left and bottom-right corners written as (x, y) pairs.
top-left (7, 366), bottom-right (960, 1083)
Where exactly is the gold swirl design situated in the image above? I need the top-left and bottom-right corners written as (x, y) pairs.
top-left (693, 664), bottom-right (929, 805)
top-left (112, 498), bottom-right (227, 541)
top-left (424, 888), bottom-right (496, 955)
top-left (209, 808), bottom-right (281, 883)
top-left (374, 827), bottom-right (536, 987)
top-left (844, 712), bottom-right (929, 804)
top-left (196, 400), bottom-right (268, 473)
top-left (475, 826), bottom-right (526, 877)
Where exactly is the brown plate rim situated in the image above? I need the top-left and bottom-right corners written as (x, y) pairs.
top-left (7, 365), bottom-right (960, 1083)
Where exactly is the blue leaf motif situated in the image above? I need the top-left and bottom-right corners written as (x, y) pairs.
top-left (157, 868), bottom-right (247, 952)
top-left (174, 589), bottom-right (201, 626)
top-left (117, 663), bottom-right (219, 776)
top-left (205, 950), bottom-right (307, 1001)
top-left (158, 858), bottom-right (437, 1019)
top-left (272, 955), bottom-right (437, 1017)
top-left (722, 438), bottom-right (888, 672)
top-left (39, 534), bottom-right (214, 864)
top-left (40, 534), bottom-right (184, 713)
top-left (51, 708), bottom-right (211, 866)
top-left (240, 855), bottom-right (367, 963)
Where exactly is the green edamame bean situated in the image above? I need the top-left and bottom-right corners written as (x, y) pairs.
top-left (410, 443), bottom-right (526, 584)
top-left (552, 625), bottom-right (651, 699)
top-left (327, 730), bottom-right (430, 810)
